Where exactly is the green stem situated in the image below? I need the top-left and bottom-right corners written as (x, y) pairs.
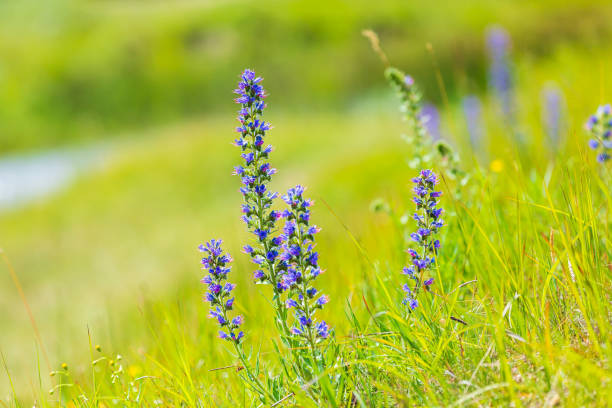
top-left (233, 342), bottom-right (272, 402)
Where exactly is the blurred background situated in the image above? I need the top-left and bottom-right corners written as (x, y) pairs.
top-left (2, 0), bottom-right (612, 400)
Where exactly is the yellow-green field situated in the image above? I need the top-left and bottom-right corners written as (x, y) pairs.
top-left (1, 1), bottom-right (612, 406)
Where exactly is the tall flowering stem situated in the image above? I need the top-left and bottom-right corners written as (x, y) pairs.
top-left (586, 104), bottom-right (612, 163)
top-left (278, 186), bottom-right (330, 361)
top-left (199, 239), bottom-right (270, 401)
top-left (231, 69), bottom-right (333, 398)
top-left (402, 170), bottom-right (444, 309)
top-left (232, 69), bottom-right (290, 332)
top-left (385, 67), bottom-right (428, 165)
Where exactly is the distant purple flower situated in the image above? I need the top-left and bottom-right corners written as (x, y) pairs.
top-left (420, 103), bottom-right (441, 141)
top-left (199, 239), bottom-right (244, 344)
top-left (541, 84), bottom-right (564, 149)
top-left (462, 95), bottom-right (484, 149)
top-left (486, 25), bottom-right (514, 120)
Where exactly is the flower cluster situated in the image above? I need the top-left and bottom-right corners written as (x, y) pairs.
top-left (199, 239), bottom-right (244, 344)
top-left (586, 104), bottom-right (612, 163)
top-left (402, 170), bottom-right (444, 309)
top-left (232, 69), bottom-right (332, 349)
top-left (279, 186), bottom-right (330, 341)
top-left (232, 69), bottom-right (285, 289)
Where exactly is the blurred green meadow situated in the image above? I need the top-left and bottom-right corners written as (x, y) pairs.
top-left (1, 0), bottom-right (611, 406)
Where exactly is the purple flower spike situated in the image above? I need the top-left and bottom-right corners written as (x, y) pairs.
top-left (279, 185), bottom-right (333, 343)
top-left (232, 69), bottom-right (287, 292)
top-left (199, 239), bottom-right (245, 345)
top-left (401, 170), bottom-right (445, 308)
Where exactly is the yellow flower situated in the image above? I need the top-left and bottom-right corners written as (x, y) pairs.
top-left (490, 159), bottom-right (504, 173)
top-left (128, 365), bottom-right (142, 377)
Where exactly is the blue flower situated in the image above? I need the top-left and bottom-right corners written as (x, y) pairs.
top-left (225, 297), bottom-right (234, 309)
top-left (266, 250), bottom-right (278, 262)
top-left (315, 321), bottom-right (329, 339)
top-left (316, 295), bottom-right (329, 307)
top-left (402, 266), bottom-right (415, 276)
top-left (254, 270), bottom-right (265, 280)
top-left (408, 298), bottom-right (418, 310)
top-left (597, 152), bottom-right (610, 163)
top-left (298, 315), bottom-right (312, 327)
top-left (402, 284), bottom-right (418, 310)
top-left (254, 228), bottom-right (269, 242)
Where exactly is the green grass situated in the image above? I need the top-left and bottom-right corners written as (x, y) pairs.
top-left (1, 38), bottom-right (612, 406)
